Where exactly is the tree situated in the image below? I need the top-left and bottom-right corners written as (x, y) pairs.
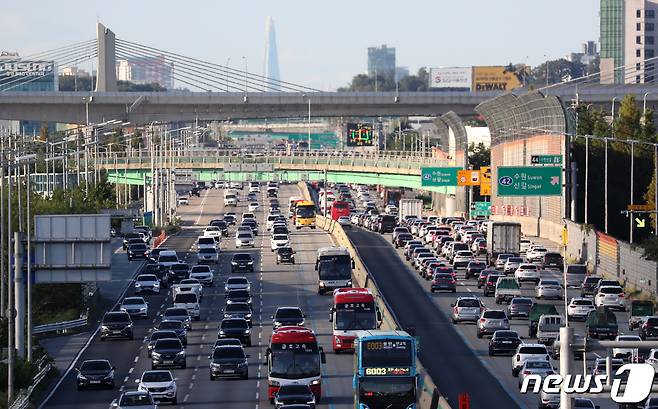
top-left (528, 59), bottom-right (587, 86)
top-left (614, 95), bottom-right (642, 142)
top-left (468, 142), bottom-right (490, 168)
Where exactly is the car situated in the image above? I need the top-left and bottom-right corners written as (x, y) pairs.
top-left (477, 269), bottom-right (496, 288)
top-left (127, 243), bottom-right (149, 261)
top-left (189, 265), bottom-right (214, 286)
top-left (76, 359), bottom-right (115, 390)
top-left (226, 289), bottom-right (252, 305)
top-left (147, 330), bottom-right (182, 357)
top-left (218, 318), bottom-right (251, 346)
top-left (231, 253), bottom-right (254, 273)
top-left (272, 307), bottom-right (305, 329)
top-left (248, 202), bottom-right (260, 212)
top-left (495, 253), bottom-right (514, 269)
top-left (507, 297), bottom-right (533, 319)
top-left (120, 297), bottom-right (149, 318)
top-left (591, 357), bottom-right (625, 381)
top-left (483, 272), bottom-right (504, 297)
top-left (430, 272), bottom-right (456, 293)
top-left (155, 320), bottom-right (188, 346)
top-left (514, 264), bottom-right (540, 284)
top-left (541, 252), bottom-right (564, 270)
top-left (162, 307), bottom-right (192, 330)
top-left (503, 257), bottom-right (525, 275)
top-left (471, 238), bottom-right (487, 255)
top-left (209, 345), bottom-right (250, 380)
top-left (517, 360), bottom-right (555, 389)
top-left (134, 274), bottom-right (160, 294)
top-left (451, 296), bottom-right (485, 324)
top-left (148, 247), bottom-right (169, 264)
top-left (613, 334), bottom-right (642, 360)
top-left (572, 398), bottom-right (597, 409)
top-left (511, 343), bottom-right (550, 377)
top-left (151, 338), bottom-right (186, 369)
top-left (394, 233), bottom-right (414, 248)
top-left (100, 311), bottom-right (134, 341)
top-left (167, 263), bottom-right (190, 284)
top-left (337, 216), bottom-right (351, 227)
top-left (640, 316), bottom-right (658, 340)
top-left (567, 297), bottom-right (595, 321)
top-left (270, 234), bottom-right (290, 252)
top-left (222, 302), bottom-right (253, 326)
top-left (520, 238), bottom-right (532, 254)
top-left (465, 261), bottom-right (486, 279)
top-left (488, 330), bottom-right (522, 356)
top-left (196, 247), bottom-right (219, 264)
top-left (452, 250), bottom-right (474, 270)
top-left (203, 226), bottom-right (223, 241)
top-left (527, 246), bottom-right (548, 262)
top-left (535, 279), bottom-right (562, 300)
top-left (137, 370), bottom-right (177, 404)
top-left (224, 214), bottom-right (237, 225)
top-left (210, 219), bottom-right (229, 237)
top-left (235, 232), bottom-right (255, 248)
top-left (110, 391), bottom-right (157, 409)
top-left (276, 247), bottom-right (296, 264)
top-left (477, 309), bottom-right (510, 338)
top-left (224, 276), bottom-right (251, 292)
top-left (273, 384), bottom-right (316, 408)
top-left (580, 276), bottom-right (603, 297)
top-left (177, 196), bottom-right (189, 205)
top-left (643, 397), bottom-right (658, 409)
top-left (213, 338), bottom-right (243, 349)
top-left (594, 286), bottom-right (626, 311)
top-left (122, 232), bottom-right (142, 250)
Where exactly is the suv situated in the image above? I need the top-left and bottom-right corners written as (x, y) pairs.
top-left (167, 263), bottom-right (190, 284)
top-left (465, 261), bottom-right (487, 280)
top-left (541, 252), bottom-right (564, 270)
top-left (209, 345), bottom-right (249, 380)
top-left (100, 311), bottom-right (133, 341)
top-left (483, 272), bottom-right (504, 297)
top-left (231, 253), bottom-right (255, 273)
top-left (138, 370), bottom-right (177, 404)
top-left (511, 343), bottom-right (550, 377)
top-left (272, 307), bottom-right (305, 329)
top-left (276, 247), bottom-right (296, 264)
top-left (451, 297), bottom-right (485, 324)
top-left (476, 309), bottom-right (510, 338)
top-left (76, 359), bottom-right (115, 390)
top-left (151, 338), bottom-right (186, 369)
top-left (581, 276), bottom-right (603, 297)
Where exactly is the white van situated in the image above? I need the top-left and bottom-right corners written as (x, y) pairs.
top-left (158, 250), bottom-right (179, 269)
top-left (224, 192), bottom-right (238, 207)
top-left (197, 235), bottom-right (216, 251)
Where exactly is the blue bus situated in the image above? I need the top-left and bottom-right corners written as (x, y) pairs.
top-left (354, 330), bottom-right (418, 409)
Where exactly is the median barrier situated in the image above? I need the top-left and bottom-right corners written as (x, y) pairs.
top-left (298, 183), bottom-right (451, 409)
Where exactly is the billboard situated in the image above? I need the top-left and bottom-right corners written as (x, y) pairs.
top-left (346, 123), bottom-right (374, 147)
top-left (0, 60), bottom-right (57, 91)
top-left (429, 67), bottom-right (472, 89)
top-left (472, 66), bottom-right (522, 92)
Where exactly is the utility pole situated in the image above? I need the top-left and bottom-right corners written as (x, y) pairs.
top-left (14, 230), bottom-right (24, 359)
top-left (26, 161), bottom-right (32, 362)
top-left (630, 141), bottom-right (635, 243)
top-left (0, 138), bottom-right (4, 320)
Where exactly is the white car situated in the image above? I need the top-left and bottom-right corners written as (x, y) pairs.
top-left (120, 296), bottom-right (148, 318)
top-left (534, 279), bottom-right (562, 299)
top-left (137, 370), bottom-right (177, 404)
top-left (511, 343), bottom-right (550, 377)
top-left (224, 276), bottom-right (251, 292)
top-left (514, 264), bottom-right (540, 284)
top-left (566, 297), bottom-right (595, 321)
top-left (266, 215), bottom-right (279, 231)
top-left (385, 205), bottom-right (398, 214)
top-left (241, 212), bottom-right (256, 222)
top-left (177, 196), bottom-right (189, 205)
top-left (189, 265), bottom-right (214, 286)
top-left (520, 239), bottom-right (532, 254)
top-left (249, 185), bottom-right (260, 193)
top-left (337, 216), bottom-right (351, 227)
top-left (595, 286), bottom-right (626, 311)
top-left (527, 246), bottom-right (548, 262)
top-left (248, 202), bottom-right (260, 212)
top-left (613, 335), bottom-right (641, 359)
top-left (134, 274), bottom-right (160, 294)
top-left (196, 247), bottom-right (219, 264)
top-left (235, 232), bottom-right (255, 248)
top-left (270, 234), bottom-right (290, 252)
top-left (203, 226), bottom-right (222, 240)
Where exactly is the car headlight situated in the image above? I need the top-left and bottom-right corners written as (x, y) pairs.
top-left (134, 283), bottom-right (141, 287)
top-left (347, 280), bottom-right (352, 286)
top-left (103, 373), bottom-right (113, 380)
top-left (211, 362), bottom-right (221, 368)
top-left (219, 330), bottom-right (225, 335)
top-left (154, 282), bottom-right (160, 287)
top-left (248, 261), bottom-right (254, 265)
top-left (245, 314), bottom-right (252, 319)
top-left (244, 329), bottom-right (251, 334)
top-left (176, 351), bottom-right (185, 356)
top-left (319, 282), bottom-right (325, 287)
top-left (138, 384), bottom-right (147, 391)
top-left (310, 379), bottom-right (321, 386)
top-left (274, 321), bottom-right (281, 327)
top-left (231, 262), bottom-right (237, 265)
top-left (125, 324), bottom-right (133, 329)
top-left (101, 325), bottom-right (109, 331)
top-left (152, 352), bottom-right (161, 359)
top-left (140, 307), bottom-right (146, 311)
top-left (270, 380), bottom-right (280, 387)
top-left (77, 374), bottom-right (87, 380)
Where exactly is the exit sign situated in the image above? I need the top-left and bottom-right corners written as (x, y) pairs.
top-left (530, 155), bottom-right (562, 165)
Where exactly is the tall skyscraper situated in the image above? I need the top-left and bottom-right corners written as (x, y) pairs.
top-left (367, 45), bottom-right (396, 77)
top-left (264, 16), bottom-right (281, 90)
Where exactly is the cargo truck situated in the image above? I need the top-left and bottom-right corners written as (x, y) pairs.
top-left (398, 199), bottom-right (423, 221)
top-left (528, 303), bottom-right (559, 338)
top-left (586, 306), bottom-right (618, 340)
top-left (485, 222), bottom-right (521, 266)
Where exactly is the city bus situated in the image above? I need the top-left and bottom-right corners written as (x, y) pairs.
top-left (293, 200), bottom-right (316, 229)
top-left (264, 326), bottom-right (326, 403)
top-left (330, 288), bottom-right (381, 352)
top-left (316, 247), bottom-right (355, 294)
top-left (330, 200), bottom-right (350, 221)
top-left (354, 330), bottom-right (418, 409)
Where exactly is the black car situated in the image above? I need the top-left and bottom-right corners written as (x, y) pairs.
top-left (222, 302), bottom-right (253, 327)
top-left (488, 330), bottom-right (522, 356)
top-left (213, 338), bottom-right (243, 348)
top-left (581, 276), bottom-right (603, 297)
top-left (272, 307), bottom-right (305, 329)
top-left (483, 272), bottom-right (504, 297)
top-left (218, 318), bottom-right (251, 346)
top-left (147, 330), bottom-right (181, 357)
top-left (209, 345), bottom-right (249, 380)
top-left (274, 384), bottom-right (316, 408)
top-left (162, 307), bottom-right (192, 330)
top-left (231, 253), bottom-right (254, 273)
top-left (122, 232), bottom-right (141, 250)
top-left (76, 359), bottom-right (115, 390)
top-left (224, 214), bottom-right (236, 225)
top-left (394, 233), bottom-right (414, 248)
top-left (142, 262), bottom-right (169, 288)
top-left (276, 247), bottom-right (296, 264)
top-left (127, 243), bottom-right (149, 261)
top-left (190, 187), bottom-right (201, 197)
top-left (542, 252), bottom-right (564, 270)
top-left (100, 311), bottom-right (133, 341)
top-left (168, 263), bottom-right (190, 284)
top-left (155, 321), bottom-right (188, 346)
top-left (210, 220), bottom-right (229, 237)
top-left (465, 261), bottom-right (487, 280)
top-left (377, 215), bottom-right (397, 233)
top-left (640, 317), bottom-right (658, 340)
top-left (226, 289), bottom-right (252, 305)
top-left (242, 219), bottom-right (258, 235)
top-left (151, 338), bottom-right (186, 369)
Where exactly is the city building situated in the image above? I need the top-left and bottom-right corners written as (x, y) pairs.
top-left (395, 66), bottom-right (410, 81)
top-left (264, 16), bottom-right (281, 90)
top-left (367, 45), bottom-right (396, 77)
top-left (566, 41), bottom-right (599, 66)
top-left (116, 55), bottom-right (173, 89)
top-left (61, 66), bottom-right (91, 77)
top-left (601, 0), bottom-right (658, 83)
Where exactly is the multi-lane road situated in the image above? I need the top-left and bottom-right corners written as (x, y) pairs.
top-left (42, 185), bottom-right (355, 409)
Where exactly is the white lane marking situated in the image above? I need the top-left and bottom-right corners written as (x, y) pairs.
top-left (128, 367), bottom-right (134, 374)
top-left (134, 356), bottom-right (139, 363)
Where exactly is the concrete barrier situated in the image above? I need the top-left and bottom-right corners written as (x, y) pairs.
top-left (298, 182), bottom-right (451, 409)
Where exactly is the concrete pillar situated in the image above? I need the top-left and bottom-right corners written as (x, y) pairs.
top-left (95, 23), bottom-right (117, 92)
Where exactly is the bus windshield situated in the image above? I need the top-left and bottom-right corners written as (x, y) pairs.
top-left (318, 261), bottom-right (351, 280)
top-left (295, 205), bottom-right (315, 218)
top-left (361, 339), bottom-right (413, 367)
top-left (334, 302), bottom-right (376, 331)
top-left (270, 343), bottom-right (320, 379)
top-left (358, 377), bottom-right (415, 408)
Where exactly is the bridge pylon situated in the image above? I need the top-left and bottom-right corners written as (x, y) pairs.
top-left (95, 22), bottom-right (117, 92)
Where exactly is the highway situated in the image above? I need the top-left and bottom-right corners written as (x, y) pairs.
top-left (42, 185), bottom-right (355, 409)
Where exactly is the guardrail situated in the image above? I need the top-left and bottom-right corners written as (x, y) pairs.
top-left (10, 356), bottom-right (53, 409)
top-left (33, 316), bottom-right (87, 335)
top-left (298, 182), bottom-right (451, 409)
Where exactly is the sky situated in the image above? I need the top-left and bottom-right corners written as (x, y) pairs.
top-left (1, 0), bottom-right (600, 91)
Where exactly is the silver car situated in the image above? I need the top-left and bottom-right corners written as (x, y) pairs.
top-left (451, 297), bottom-right (485, 324)
top-left (517, 360), bottom-right (555, 390)
top-left (224, 276), bottom-right (251, 293)
top-left (535, 279), bottom-right (562, 300)
top-left (477, 309), bottom-right (510, 338)
top-left (111, 391), bottom-right (157, 409)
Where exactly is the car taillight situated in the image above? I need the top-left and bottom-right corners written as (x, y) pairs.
top-left (451, 280), bottom-right (456, 284)
top-left (479, 318), bottom-right (486, 323)
top-left (619, 293), bottom-right (625, 298)
top-left (453, 307), bottom-right (458, 313)
top-left (522, 371), bottom-right (531, 375)
top-left (480, 307), bottom-right (486, 313)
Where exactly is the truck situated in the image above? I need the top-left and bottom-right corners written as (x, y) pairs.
top-left (398, 199), bottom-right (423, 222)
top-left (485, 222), bottom-right (521, 266)
top-left (536, 315), bottom-right (564, 345)
top-left (383, 189), bottom-right (403, 206)
top-left (629, 300), bottom-right (655, 330)
top-left (494, 277), bottom-right (521, 305)
top-left (586, 306), bottom-right (618, 340)
top-left (528, 303), bottom-right (559, 338)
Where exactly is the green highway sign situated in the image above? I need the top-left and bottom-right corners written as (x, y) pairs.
top-left (497, 166), bottom-right (562, 196)
top-left (421, 167), bottom-right (462, 187)
top-left (530, 155), bottom-right (562, 165)
top-left (471, 201), bottom-right (491, 217)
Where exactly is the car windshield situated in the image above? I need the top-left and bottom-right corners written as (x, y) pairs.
top-left (142, 371), bottom-right (172, 382)
top-left (520, 347), bottom-right (547, 354)
top-left (123, 298), bottom-right (144, 305)
top-left (80, 361), bottom-right (110, 371)
top-left (495, 331), bottom-right (518, 339)
top-left (137, 275), bottom-right (156, 282)
top-left (227, 278), bottom-right (248, 285)
top-left (159, 255), bottom-right (177, 263)
top-left (151, 331), bottom-right (177, 341)
top-left (600, 287), bottom-right (623, 294)
top-left (233, 254), bottom-right (252, 261)
top-left (526, 361), bottom-right (552, 369)
top-left (213, 347), bottom-right (245, 359)
top-left (542, 280), bottom-right (560, 286)
top-left (103, 313), bottom-right (129, 323)
top-left (511, 298), bottom-right (533, 305)
top-left (278, 248), bottom-right (293, 255)
top-left (120, 394), bottom-right (154, 405)
top-left (164, 308), bottom-right (188, 317)
top-left (509, 258), bottom-right (524, 263)
top-left (484, 311), bottom-right (507, 319)
top-left (225, 303), bottom-right (250, 313)
top-left (159, 321), bottom-right (183, 330)
top-left (457, 299), bottom-right (481, 307)
top-left (155, 339), bottom-right (181, 349)
top-left (199, 248), bottom-right (216, 254)
top-left (270, 343), bottom-right (320, 379)
top-left (238, 234), bottom-right (252, 239)
top-left (130, 244), bottom-right (147, 250)
top-left (221, 319), bottom-right (248, 329)
top-left (572, 300), bottom-right (593, 306)
top-left (276, 308), bottom-right (302, 319)
top-left (191, 266), bottom-right (211, 274)
top-left (273, 235), bottom-right (288, 240)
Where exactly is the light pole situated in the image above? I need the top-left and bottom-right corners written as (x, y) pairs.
top-left (242, 56), bottom-right (248, 95)
top-left (611, 97), bottom-right (619, 137)
top-left (226, 57), bottom-right (231, 92)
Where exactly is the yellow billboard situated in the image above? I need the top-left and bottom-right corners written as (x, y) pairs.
top-left (472, 66), bottom-right (522, 92)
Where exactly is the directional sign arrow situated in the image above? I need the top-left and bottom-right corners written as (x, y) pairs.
top-left (636, 218), bottom-right (646, 228)
top-left (550, 176), bottom-right (560, 186)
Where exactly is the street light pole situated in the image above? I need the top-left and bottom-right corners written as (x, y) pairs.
top-left (226, 57), bottom-right (231, 92)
